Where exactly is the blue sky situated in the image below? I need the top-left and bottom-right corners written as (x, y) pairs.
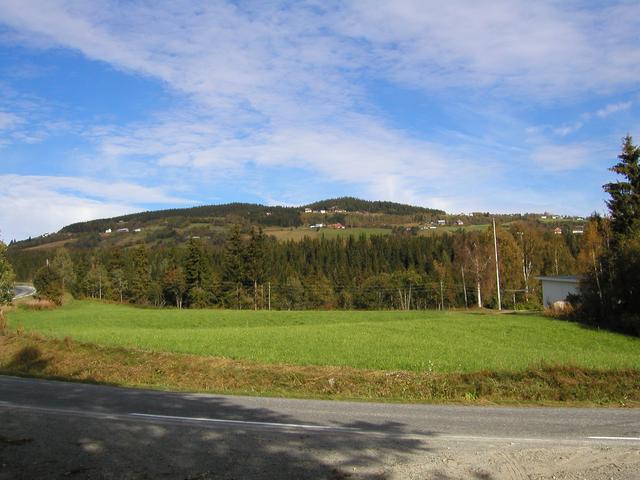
top-left (1, 1), bottom-right (639, 241)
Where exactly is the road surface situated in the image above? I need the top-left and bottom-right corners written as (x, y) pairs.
top-left (11, 284), bottom-right (35, 300)
top-left (1, 376), bottom-right (639, 479)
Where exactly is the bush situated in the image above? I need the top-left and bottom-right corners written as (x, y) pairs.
top-left (33, 266), bottom-right (63, 305)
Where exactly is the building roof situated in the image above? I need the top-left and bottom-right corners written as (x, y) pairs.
top-left (535, 275), bottom-right (580, 284)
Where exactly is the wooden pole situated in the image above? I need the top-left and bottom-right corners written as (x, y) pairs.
top-left (461, 266), bottom-right (468, 309)
top-left (492, 218), bottom-right (502, 311)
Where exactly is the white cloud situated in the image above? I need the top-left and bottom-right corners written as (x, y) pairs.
top-left (338, 1), bottom-right (640, 98)
top-left (0, 111), bottom-right (24, 130)
top-left (553, 121), bottom-right (584, 137)
top-left (596, 101), bottom-right (632, 118)
top-left (0, 175), bottom-right (192, 240)
top-left (530, 144), bottom-right (591, 172)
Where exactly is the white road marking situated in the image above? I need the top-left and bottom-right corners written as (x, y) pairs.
top-left (587, 436), bottom-right (640, 441)
top-left (129, 412), bottom-right (359, 432)
top-left (2, 394), bottom-right (639, 445)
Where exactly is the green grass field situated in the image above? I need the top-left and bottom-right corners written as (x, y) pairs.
top-left (266, 227), bottom-right (391, 241)
top-left (7, 301), bottom-right (639, 373)
top-left (418, 224), bottom-right (490, 236)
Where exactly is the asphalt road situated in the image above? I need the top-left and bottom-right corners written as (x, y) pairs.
top-left (1, 376), bottom-right (639, 479)
top-left (12, 284), bottom-right (35, 300)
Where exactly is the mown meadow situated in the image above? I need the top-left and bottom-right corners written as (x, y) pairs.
top-left (7, 300), bottom-right (640, 373)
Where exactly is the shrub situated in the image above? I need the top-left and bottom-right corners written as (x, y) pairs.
top-left (33, 266), bottom-right (63, 305)
top-left (19, 299), bottom-right (57, 311)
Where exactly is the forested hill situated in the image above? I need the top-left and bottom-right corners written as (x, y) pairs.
top-left (303, 197), bottom-right (444, 216)
top-left (60, 203), bottom-right (303, 234)
top-left (58, 197), bottom-right (444, 234)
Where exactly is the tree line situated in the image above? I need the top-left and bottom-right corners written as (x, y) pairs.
top-left (575, 135), bottom-right (640, 335)
top-left (13, 219), bottom-right (587, 311)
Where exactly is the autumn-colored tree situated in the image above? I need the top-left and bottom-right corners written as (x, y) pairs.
top-left (0, 241), bottom-right (15, 305)
top-left (51, 248), bottom-right (75, 292)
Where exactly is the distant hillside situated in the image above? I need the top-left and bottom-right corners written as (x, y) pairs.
top-left (8, 197), bottom-right (582, 258)
top-left (4, 197), bottom-right (454, 254)
top-left (60, 203), bottom-right (303, 234)
top-left (57, 197), bottom-right (444, 235)
top-left (304, 197), bottom-right (445, 216)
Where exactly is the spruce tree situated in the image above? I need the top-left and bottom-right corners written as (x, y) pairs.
top-left (605, 135), bottom-right (640, 236)
top-left (128, 246), bottom-right (150, 304)
top-left (222, 225), bottom-right (245, 285)
top-left (183, 238), bottom-right (211, 307)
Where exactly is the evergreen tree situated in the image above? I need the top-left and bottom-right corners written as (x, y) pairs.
top-left (605, 135), bottom-right (640, 236)
top-left (183, 238), bottom-right (211, 307)
top-left (222, 226), bottom-right (245, 285)
top-left (128, 246), bottom-right (150, 304)
top-left (0, 241), bottom-right (16, 305)
top-left (246, 227), bottom-right (267, 309)
top-left (33, 265), bottom-right (63, 304)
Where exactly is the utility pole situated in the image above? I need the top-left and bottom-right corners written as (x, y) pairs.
top-left (461, 265), bottom-right (468, 309)
top-left (492, 218), bottom-right (502, 311)
top-left (268, 281), bottom-right (271, 311)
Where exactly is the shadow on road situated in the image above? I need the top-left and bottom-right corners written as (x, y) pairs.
top-left (0, 380), bottom-right (472, 479)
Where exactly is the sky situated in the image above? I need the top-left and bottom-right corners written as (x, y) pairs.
top-left (0, 1), bottom-right (639, 241)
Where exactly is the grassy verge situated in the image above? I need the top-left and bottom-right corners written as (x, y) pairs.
top-left (1, 331), bottom-right (638, 407)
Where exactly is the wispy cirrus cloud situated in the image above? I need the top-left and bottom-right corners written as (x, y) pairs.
top-left (596, 101), bottom-right (632, 118)
top-left (551, 100), bottom-right (634, 137)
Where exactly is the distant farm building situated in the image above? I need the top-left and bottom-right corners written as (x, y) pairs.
top-left (437, 219), bottom-right (446, 225)
top-left (456, 219), bottom-right (464, 226)
top-left (536, 276), bottom-right (580, 308)
top-left (553, 227), bottom-right (562, 235)
top-left (134, 228), bottom-right (142, 233)
top-left (105, 228), bottom-right (112, 234)
top-left (116, 228), bottom-right (129, 233)
top-left (304, 208), bottom-right (312, 213)
top-left (572, 227), bottom-right (584, 234)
